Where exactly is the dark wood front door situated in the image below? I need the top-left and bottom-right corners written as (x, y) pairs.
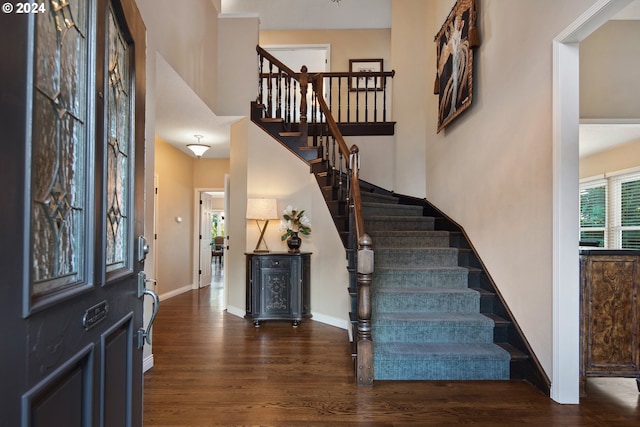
top-left (0, 0), bottom-right (147, 425)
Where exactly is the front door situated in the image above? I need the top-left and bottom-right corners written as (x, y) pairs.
top-left (0, 0), bottom-right (147, 425)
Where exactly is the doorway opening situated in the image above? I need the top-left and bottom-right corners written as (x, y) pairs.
top-left (195, 189), bottom-right (226, 305)
top-left (553, 0), bottom-right (636, 404)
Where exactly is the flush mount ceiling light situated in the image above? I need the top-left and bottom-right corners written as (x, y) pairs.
top-left (187, 134), bottom-right (210, 158)
top-left (331, 0), bottom-right (341, 5)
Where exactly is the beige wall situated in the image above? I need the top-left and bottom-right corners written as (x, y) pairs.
top-left (227, 119), bottom-right (250, 316)
top-left (193, 157), bottom-right (230, 188)
top-left (154, 137), bottom-right (195, 297)
top-left (580, 139), bottom-right (640, 178)
top-left (260, 29), bottom-right (391, 71)
top-left (386, 0), bottom-right (600, 379)
top-left (136, 0), bottom-right (220, 112)
top-left (580, 20), bottom-right (640, 119)
top-left (391, 0), bottom-right (429, 197)
top-left (218, 16), bottom-right (261, 116)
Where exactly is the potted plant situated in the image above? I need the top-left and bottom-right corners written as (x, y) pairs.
top-left (279, 205), bottom-right (311, 253)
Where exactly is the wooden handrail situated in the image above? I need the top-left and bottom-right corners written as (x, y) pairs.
top-left (256, 45), bottom-right (298, 79)
top-left (312, 75), bottom-right (364, 238)
top-left (312, 74), bottom-right (374, 386)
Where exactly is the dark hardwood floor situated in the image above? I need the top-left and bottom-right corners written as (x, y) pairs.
top-left (143, 268), bottom-right (640, 426)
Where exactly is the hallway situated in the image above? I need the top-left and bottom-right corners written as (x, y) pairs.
top-left (143, 279), bottom-right (640, 426)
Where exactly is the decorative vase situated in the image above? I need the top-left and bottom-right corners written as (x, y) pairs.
top-left (287, 232), bottom-right (302, 253)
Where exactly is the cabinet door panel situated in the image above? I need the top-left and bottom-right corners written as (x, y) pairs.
top-left (261, 268), bottom-right (292, 316)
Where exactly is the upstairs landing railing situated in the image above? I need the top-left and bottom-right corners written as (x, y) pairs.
top-left (257, 46), bottom-right (395, 135)
top-left (256, 46), bottom-right (376, 385)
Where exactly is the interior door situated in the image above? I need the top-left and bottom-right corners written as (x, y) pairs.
top-left (199, 192), bottom-right (213, 287)
top-left (0, 0), bottom-right (148, 425)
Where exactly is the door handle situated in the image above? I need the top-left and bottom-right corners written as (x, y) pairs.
top-left (137, 271), bottom-right (159, 348)
top-left (138, 288), bottom-right (160, 348)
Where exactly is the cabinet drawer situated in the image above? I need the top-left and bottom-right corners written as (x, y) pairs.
top-left (261, 257), bottom-right (290, 269)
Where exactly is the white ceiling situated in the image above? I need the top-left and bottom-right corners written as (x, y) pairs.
top-left (579, 122), bottom-right (640, 158)
top-left (221, 0), bottom-right (391, 30)
top-left (154, 0), bottom-right (640, 159)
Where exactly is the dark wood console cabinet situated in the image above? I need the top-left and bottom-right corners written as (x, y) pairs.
top-left (579, 250), bottom-right (640, 394)
top-left (245, 252), bottom-right (311, 327)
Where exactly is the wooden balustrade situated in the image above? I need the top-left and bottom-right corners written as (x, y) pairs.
top-left (256, 45), bottom-right (376, 385)
top-left (257, 46), bottom-right (395, 133)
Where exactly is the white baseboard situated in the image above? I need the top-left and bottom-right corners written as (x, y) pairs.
top-left (311, 312), bottom-right (349, 330)
top-left (226, 305), bottom-right (245, 318)
top-left (143, 354), bottom-right (154, 373)
top-left (159, 284), bottom-right (192, 301)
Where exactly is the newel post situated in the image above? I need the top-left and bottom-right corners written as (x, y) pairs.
top-left (356, 233), bottom-right (374, 386)
top-left (299, 65), bottom-right (308, 139)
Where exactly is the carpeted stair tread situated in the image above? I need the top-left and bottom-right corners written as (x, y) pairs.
top-left (373, 314), bottom-right (495, 344)
top-left (376, 247), bottom-right (459, 267)
top-left (375, 312), bottom-right (494, 325)
top-left (374, 288), bottom-right (480, 313)
top-left (373, 266), bottom-right (469, 289)
top-left (374, 343), bottom-right (510, 380)
top-left (369, 230), bottom-right (451, 248)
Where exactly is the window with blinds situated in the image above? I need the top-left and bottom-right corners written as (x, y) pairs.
top-left (611, 172), bottom-right (640, 249)
top-left (580, 170), bottom-right (640, 249)
top-left (579, 179), bottom-right (606, 247)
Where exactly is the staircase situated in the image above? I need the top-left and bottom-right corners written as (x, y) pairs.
top-left (252, 45), bottom-right (549, 392)
top-left (362, 192), bottom-right (510, 380)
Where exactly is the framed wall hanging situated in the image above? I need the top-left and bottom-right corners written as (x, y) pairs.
top-left (349, 58), bottom-right (384, 91)
top-left (434, 0), bottom-right (480, 132)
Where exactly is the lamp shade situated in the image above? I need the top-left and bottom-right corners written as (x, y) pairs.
top-left (246, 198), bottom-right (278, 220)
top-left (187, 144), bottom-right (210, 157)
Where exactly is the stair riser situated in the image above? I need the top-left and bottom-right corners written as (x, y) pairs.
top-left (374, 358), bottom-right (510, 380)
top-left (326, 200), bottom-right (347, 216)
top-left (315, 174), bottom-right (335, 188)
top-left (366, 217), bottom-right (434, 231)
top-left (373, 292), bottom-right (479, 314)
top-left (376, 249), bottom-right (459, 268)
top-left (321, 186), bottom-right (338, 200)
top-left (360, 193), bottom-right (399, 204)
top-left (373, 269), bottom-right (469, 289)
top-left (373, 323), bottom-right (494, 344)
top-left (371, 234), bottom-right (450, 248)
top-left (363, 204), bottom-right (423, 217)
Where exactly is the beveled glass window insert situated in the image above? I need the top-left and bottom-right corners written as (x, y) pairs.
top-left (31, 0), bottom-right (89, 296)
top-left (105, 5), bottom-right (132, 273)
